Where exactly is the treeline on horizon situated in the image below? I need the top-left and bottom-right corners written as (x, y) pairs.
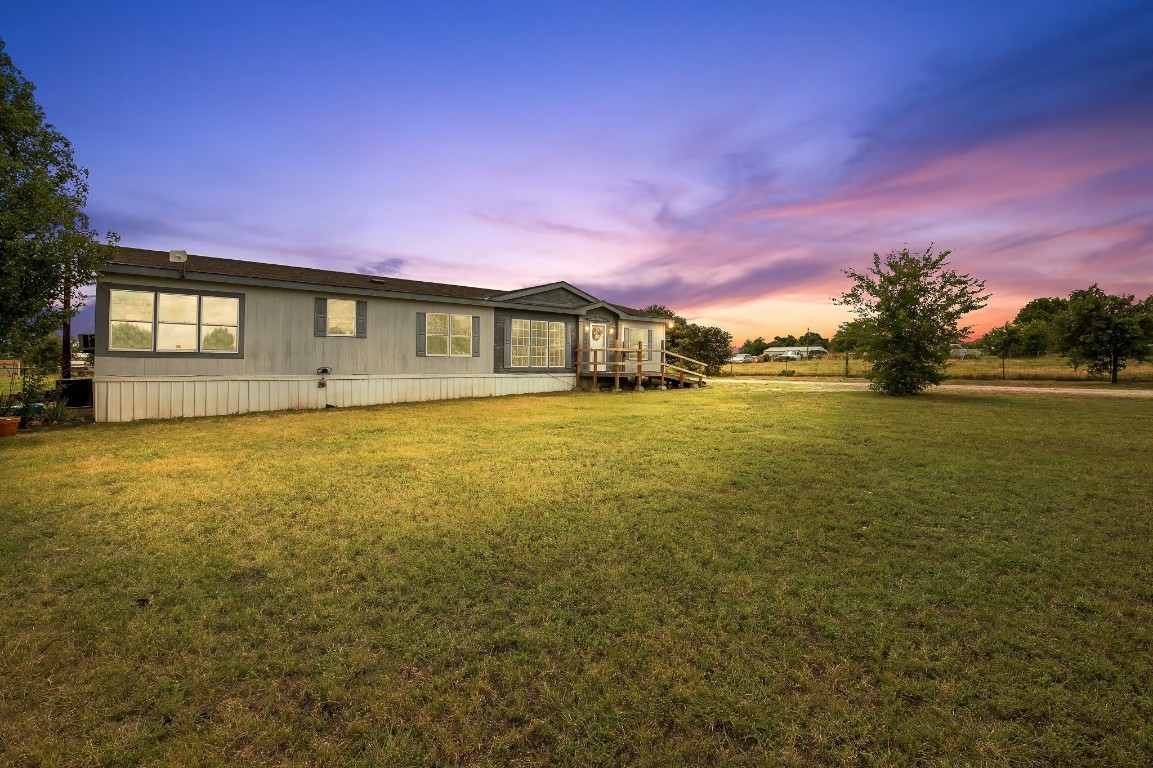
top-left (735, 284), bottom-right (1153, 382)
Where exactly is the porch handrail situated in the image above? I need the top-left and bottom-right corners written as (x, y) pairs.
top-left (574, 345), bottom-right (708, 375)
top-left (661, 349), bottom-right (708, 370)
top-left (663, 362), bottom-right (705, 376)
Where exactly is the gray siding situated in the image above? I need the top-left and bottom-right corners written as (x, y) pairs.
top-left (509, 287), bottom-right (590, 309)
top-left (583, 307), bottom-right (617, 324)
top-left (95, 275), bottom-right (494, 378)
top-left (622, 320), bottom-right (667, 363)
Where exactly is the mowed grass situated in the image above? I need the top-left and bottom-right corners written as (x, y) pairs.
top-left (2, 388), bottom-right (1152, 766)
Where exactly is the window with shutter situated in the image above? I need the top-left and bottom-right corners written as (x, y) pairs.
top-left (424, 313), bottom-right (474, 356)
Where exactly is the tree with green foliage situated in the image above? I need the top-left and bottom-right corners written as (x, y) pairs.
top-left (16, 330), bottom-right (61, 369)
top-left (797, 331), bottom-right (830, 348)
top-left (1009, 296), bottom-right (1067, 355)
top-left (675, 323), bottom-right (733, 376)
top-left (829, 318), bottom-right (876, 353)
top-left (643, 304), bottom-right (732, 375)
top-left (1013, 320), bottom-right (1054, 356)
top-left (978, 296), bottom-right (1068, 358)
top-left (0, 39), bottom-right (118, 359)
top-left (769, 334), bottom-right (798, 347)
top-left (739, 336), bottom-right (769, 356)
top-left (835, 246), bottom-right (989, 395)
top-left (979, 322), bottom-right (1022, 358)
top-left (1053, 285), bottom-right (1153, 384)
top-left (1014, 296), bottom-right (1068, 326)
top-left (642, 305), bottom-right (686, 349)
top-left (201, 326), bottom-right (237, 352)
top-left (108, 322), bottom-right (152, 350)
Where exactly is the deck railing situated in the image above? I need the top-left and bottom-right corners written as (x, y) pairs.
top-left (575, 341), bottom-right (707, 391)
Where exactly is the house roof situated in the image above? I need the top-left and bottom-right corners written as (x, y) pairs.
top-left (610, 302), bottom-right (656, 317)
top-left (103, 247), bottom-right (667, 318)
top-left (107, 248), bottom-right (505, 301)
top-left (490, 281), bottom-right (600, 304)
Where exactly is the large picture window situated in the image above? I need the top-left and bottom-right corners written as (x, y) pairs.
top-left (108, 288), bottom-right (240, 354)
top-left (511, 319), bottom-right (567, 368)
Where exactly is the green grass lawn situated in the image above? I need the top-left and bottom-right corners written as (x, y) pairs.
top-left (2, 388), bottom-right (1152, 766)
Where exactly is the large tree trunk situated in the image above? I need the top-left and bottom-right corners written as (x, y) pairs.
top-left (60, 275), bottom-right (71, 380)
top-left (1111, 353), bottom-right (1118, 384)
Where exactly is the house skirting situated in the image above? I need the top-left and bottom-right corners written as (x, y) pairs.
top-left (93, 374), bottom-right (577, 423)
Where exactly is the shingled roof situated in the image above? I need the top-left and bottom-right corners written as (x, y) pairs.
top-left (108, 248), bottom-right (505, 301)
top-left (105, 247), bottom-right (665, 317)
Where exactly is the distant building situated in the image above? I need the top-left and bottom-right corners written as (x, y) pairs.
top-left (760, 346), bottom-right (828, 359)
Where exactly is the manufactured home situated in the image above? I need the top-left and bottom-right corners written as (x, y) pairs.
top-left (93, 248), bottom-right (703, 422)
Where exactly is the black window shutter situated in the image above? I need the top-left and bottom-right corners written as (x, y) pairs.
top-left (355, 301), bottom-right (368, 338)
top-left (472, 315), bottom-right (480, 357)
top-left (565, 322), bottom-right (573, 369)
top-left (314, 298), bottom-right (327, 337)
top-left (415, 312), bottom-right (426, 356)
top-left (503, 318), bottom-right (513, 368)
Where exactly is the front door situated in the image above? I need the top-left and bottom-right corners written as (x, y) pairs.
top-left (589, 323), bottom-right (607, 371)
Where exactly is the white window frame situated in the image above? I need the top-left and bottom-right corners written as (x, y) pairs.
top-left (156, 293), bottom-right (200, 352)
top-left (623, 326), bottom-right (656, 361)
top-left (107, 289), bottom-right (156, 352)
top-left (511, 318), bottom-right (567, 368)
top-left (107, 287), bottom-right (241, 354)
top-left (426, 312), bottom-right (473, 357)
top-left (325, 298), bottom-right (357, 337)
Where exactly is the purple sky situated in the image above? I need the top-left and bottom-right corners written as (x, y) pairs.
top-left (4, 1), bottom-right (1152, 342)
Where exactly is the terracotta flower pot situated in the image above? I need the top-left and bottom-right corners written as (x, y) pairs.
top-left (0, 415), bottom-right (19, 437)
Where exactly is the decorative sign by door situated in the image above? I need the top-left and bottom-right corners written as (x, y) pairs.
top-left (591, 326), bottom-right (604, 342)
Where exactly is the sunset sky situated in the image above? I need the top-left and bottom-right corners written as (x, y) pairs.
top-left (4, 1), bottom-right (1152, 343)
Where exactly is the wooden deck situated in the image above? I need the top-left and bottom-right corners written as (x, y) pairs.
top-left (575, 342), bottom-right (708, 391)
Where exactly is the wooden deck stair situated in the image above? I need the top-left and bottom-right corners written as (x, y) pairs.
top-left (575, 342), bottom-right (708, 391)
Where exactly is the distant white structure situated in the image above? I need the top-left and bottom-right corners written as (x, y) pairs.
top-left (760, 346), bottom-right (828, 359)
top-left (949, 344), bottom-right (982, 359)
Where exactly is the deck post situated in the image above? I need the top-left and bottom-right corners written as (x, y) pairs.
top-left (592, 349), bottom-right (598, 391)
top-left (613, 346), bottom-right (621, 391)
top-left (678, 368), bottom-right (684, 388)
top-left (659, 340), bottom-right (667, 389)
top-left (635, 342), bottom-right (644, 391)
